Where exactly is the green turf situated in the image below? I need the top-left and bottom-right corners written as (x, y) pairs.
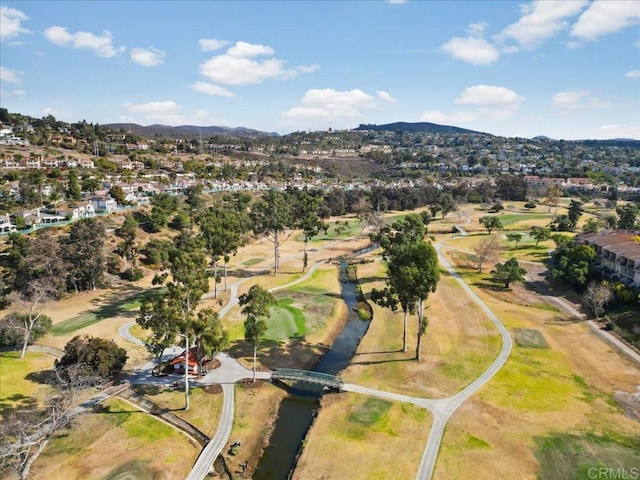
top-left (495, 213), bottom-right (553, 228)
top-left (535, 432), bottom-right (640, 480)
top-left (0, 351), bottom-right (54, 419)
top-left (242, 258), bottom-right (264, 266)
top-left (265, 298), bottom-right (306, 339)
top-left (51, 288), bottom-right (165, 336)
top-left (103, 460), bottom-right (159, 480)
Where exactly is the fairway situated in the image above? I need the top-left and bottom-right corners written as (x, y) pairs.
top-left (0, 351), bottom-right (55, 419)
top-left (265, 298), bottom-right (306, 339)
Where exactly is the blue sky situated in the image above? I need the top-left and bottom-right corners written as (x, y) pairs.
top-left (1, 0), bottom-right (639, 139)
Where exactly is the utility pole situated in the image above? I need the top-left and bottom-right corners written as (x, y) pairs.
top-left (180, 333), bottom-right (190, 410)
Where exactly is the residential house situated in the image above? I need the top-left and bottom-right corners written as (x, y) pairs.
top-left (0, 214), bottom-right (17, 234)
top-left (89, 195), bottom-right (117, 213)
top-left (56, 202), bottom-right (96, 221)
top-left (576, 230), bottom-right (640, 287)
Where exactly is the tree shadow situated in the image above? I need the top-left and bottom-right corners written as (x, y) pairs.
top-left (350, 357), bottom-right (414, 366)
top-left (354, 348), bottom-right (404, 356)
top-left (25, 369), bottom-right (57, 385)
top-left (225, 336), bottom-right (328, 371)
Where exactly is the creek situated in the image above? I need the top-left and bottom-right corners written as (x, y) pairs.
top-left (252, 260), bottom-right (370, 480)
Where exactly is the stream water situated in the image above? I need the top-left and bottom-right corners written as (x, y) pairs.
top-left (252, 261), bottom-right (370, 480)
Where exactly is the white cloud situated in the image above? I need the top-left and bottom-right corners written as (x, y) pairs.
top-left (455, 85), bottom-right (524, 107)
top-left (376, 91), bottom-right (397, 104)
top-left (571, 0), bottom-right (640, 42)
top-left (198, 41), bottom-right (317, 86)
top-left (440, 23), bottom-right (500, 66)
top-left (0, 65), bottom-right (22, 84)
top-left (626, 70), bottom-right (640, 79)
top-left (419, 110), bottom-right (476, 124)
top-left (552, 90), bottom-right (611, 109)
top-left (281, 88), bottom-right (396, 129)
top-left (0, 6), bottom-right (30, 41)
top-left (198, 38), bottom-right (230, 52)
top-left (121, 100), bottom-right (187, 124)
top-left (191, 81), bottom-right (235, 97)
top-left (44, 25), bottom-right (124, 57)
top-left (420, 84), bottom-right (524, 124)
top-left (498, 0), bottom-right (588, 50)
top-left (387, 0), bottom-right (408, 4)
top-left (130, 47), bottom-right (165, 67)
top-left (0, 88), bottom-right (26, 98)
top-left (598, 124), bottom-right (640, 139)
top-left (227, 41), bottom-right (274, 58)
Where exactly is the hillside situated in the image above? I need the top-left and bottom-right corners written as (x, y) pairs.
top-left (355, 121), bottom-right (490, 135)
top-left (103, 123), bottom-right (278, 139)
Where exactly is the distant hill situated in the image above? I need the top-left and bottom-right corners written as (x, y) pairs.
top-left (355, 122), bottom-right (490, 135)
top-left (103, 123), bottom-right (278, 139)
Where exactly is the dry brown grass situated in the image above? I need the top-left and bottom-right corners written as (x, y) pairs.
top-left (342, 258), bottom-right (502, 398)
top-left (433, 248), bottom-right (640, 480)
top-left (294, 392), bottom-right (432, 480)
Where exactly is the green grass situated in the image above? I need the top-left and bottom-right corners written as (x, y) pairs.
top-left (463, 433), bottom-right (491, 450)
top-left (101, 398), bottom-right (175, 443)
top-left (242, 258), bottom-right (264, 266)
top-left (535, 432), bottom-right (640, 480)
top-left (103, 460), bottom-right (159, 480)
top-left (0, 351), bottom-right (54, 419)
top-left (479, 346), bottom-right (583, 412)
top-left (513, 328), bottom-right (549, 349)
top-left (51, 288), bottom-right (165, 336)
top-left (265, 297), bottom-right (307, 339)
top-left (345, 398), bottom-right (395, 440)
top-left (496, 213), bottom-right (553, 228)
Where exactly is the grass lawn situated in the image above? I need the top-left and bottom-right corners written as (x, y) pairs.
top-left (293, 392), bottom-right (432, 480)
top-left (51, 287), bottom-right (165, 336)
top-left (0, 351), bottom-right (55, 419)
top-left (32, 397), bottom-right (199, 480)
top-left (131, 385), bottom-right (224, 437)
top-left (342, 259), bottom-right (502, 398)
top-left (434, 248), bottom-right (640, 480)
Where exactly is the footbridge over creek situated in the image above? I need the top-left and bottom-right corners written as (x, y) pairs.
top-left (271, 368), bottom-right (344, 390)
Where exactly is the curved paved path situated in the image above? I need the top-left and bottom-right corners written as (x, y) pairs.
top-left (119, 239), bottom-right (512, 480)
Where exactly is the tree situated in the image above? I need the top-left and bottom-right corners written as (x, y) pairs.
top-left (191, 308), bottom-right (229, 376)
top-left (567, 199), bottom-right (583, 230)
top-left (239, 285), bottom-right (276, 381)
top-left (583, 218), bottom-right (599, 233)
top-left (616, 203), bottom-right (638, 230)
top-left (198, 204), bottom-right (247, 297)
top-left (550, 233), bottom-right (573, 249)
top-left (61, 218), bottom-right (106, 292)
top-left (473, 236), bottom-right (503, 273)
top-left (371, 213), bottom-right (429, 352)
top-left (389, 240), bottom-right (439, 362)
top-left (0, 365), bottom-right (96, 480)
top-left (479, 216), bottom-right (503, 234)
top-left (551, 244), bottom-right (596, 290)
top-left (496, 175), bottom-right (527, 201)
top-left (290, 188), bottom-right (327, 272)
top-left (250, 190), bottom-right (295, 276)
top-left (506, 233), bottom-right (523, 248)
top-left (115, 214), bottom-right (139, 276)
top-left (55, 335), bottom-right (128, 379)
top-left (66, 169), bottom-right (81, 201)
top-left (2, 279), bottom-right (55, 358)
top-left (583, 281), bottom-right (613, 318)
top-left (108, 185), bottom-right (127, 206)
top-left (491, 258), bottom-right (526, 288)
top-left (530, 226), bottom-right (551, 246)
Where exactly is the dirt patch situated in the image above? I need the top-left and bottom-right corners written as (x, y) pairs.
top-left (203, 384), bottom-right (223, 395)
top-left (614, 387), bottom-right (640, 421)
top-left (239, 379), bottom-right (265, 389)
top-left (513, 328), bottom-right (549, 349)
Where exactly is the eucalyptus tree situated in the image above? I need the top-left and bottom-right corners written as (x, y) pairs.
top-left (250, 189), bottom-right (295, 276)
top-left (137, 231), bottom-right (209, 358)
top-left (370, 213), bottom-right (435, 354)
top-left (61, 218), bottom-right (106, 292)
top-left (239, 285), bottom-right (276, 381)
top-left (198, 203), bottom-right (247, 297)
top-left (288, 187), bottom-right (327, 272)
top-left (115, 214), bottom-right (139, 277)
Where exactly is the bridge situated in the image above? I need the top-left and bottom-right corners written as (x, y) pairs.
top-left (272, 368), bottom-right (344, 390)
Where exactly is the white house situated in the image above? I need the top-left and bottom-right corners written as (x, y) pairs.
top-left (0, 214), bottom-right (17, 234)
top-left (89, 195), bottom-right (117, 213)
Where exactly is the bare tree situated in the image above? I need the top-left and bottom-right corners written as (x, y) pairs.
top-left (5, 279), bottom-right (56, 359)
top-left (472, 236), bottom-right (503, 273)
top-left (583, 281), bottom-right (613, 318)
top-left (0, 365), bottom-right (96, 479)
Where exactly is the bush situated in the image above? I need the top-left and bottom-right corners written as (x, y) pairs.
top-left (56, 334), bottom-right (128, 379)
top-left (524, 202), bottom-right (537, 209)
top-left (121, 267), bottom-right (144, 281)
